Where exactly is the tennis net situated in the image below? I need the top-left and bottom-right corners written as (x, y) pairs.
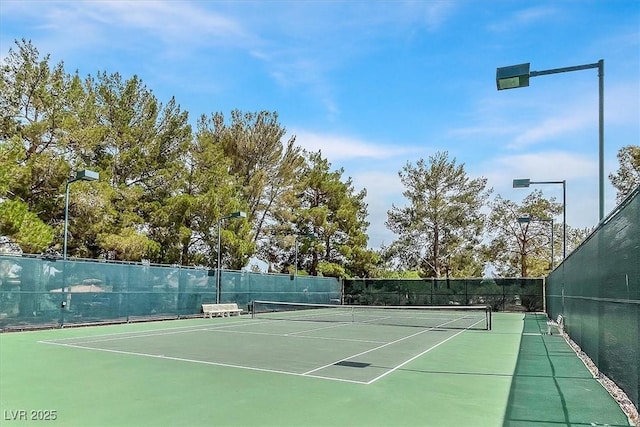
top-left (251, 301), bottom-right (492, 330)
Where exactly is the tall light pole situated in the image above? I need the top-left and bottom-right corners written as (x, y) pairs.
top-left (517, 215), bottom-right (555, 269)
top-left (498, 60), bottom-right (604, 221)
top-left (518, 214), bottom-right (562, 314)
top-left (63, 169), bottom-right (99, 260)
top-left (513, 178), bottom-right (566, 260)
top-left (216, 211), bottom-right (247, 304)
top-left (293, 233), bottom-right (315, 280)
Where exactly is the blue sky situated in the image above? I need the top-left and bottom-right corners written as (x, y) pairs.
top-left (1, 0), bottom-right (638, 249)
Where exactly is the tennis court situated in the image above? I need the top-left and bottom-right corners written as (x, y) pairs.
top-left (0, 304), bottom-right (631, 427)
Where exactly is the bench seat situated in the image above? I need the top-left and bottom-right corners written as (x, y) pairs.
top-left (546, 314), bottom-right (564, 335)
top-left (202, 303), bottom-right (243, 318)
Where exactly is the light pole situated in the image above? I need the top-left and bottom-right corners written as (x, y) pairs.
top-left (517, 215), bottom-right (554, 270)
top-left (293, 233), bottom-right (315, 279)
top-left (498, 60), bottom-right (604, 221)
top-left (518, 214), bottom-right (559, 315)
top-left (216, 211), bottom-right (247, 303)
top-left (513, 178), bottom-right (566, 260)
top-left (63, 169), bottom-right (99, 260)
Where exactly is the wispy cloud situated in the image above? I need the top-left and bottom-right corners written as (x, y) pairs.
top-left (74, 1), bottom-right (249, 46)
top-left (487, 151), bottom-right (595, 183)
top-left (508, 80), bottom-right (638, 148)
top-left (293, 130), bottom-right (416, 161)
top-left (511, 114), bottom-right (592, 149)
top-left (412, 1), bottom-right (458, 32)
top-left (2, 1), bottom-right (253, 67)
top-left (351, 170), bottom-right (405, 247)
top-left (353, 171), bottom-right (404, 197)
top-left (480, 150), bottom-right (608, 228)
top-left (450, 79), bottom-right (640, 151)
top-left (487, 6), bottom-right (559, 32)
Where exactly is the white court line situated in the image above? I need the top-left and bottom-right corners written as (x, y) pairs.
top-left (364, 317), bottom-right (486, 384)
top-left (39, 340), bottom-right (368, 385)
top-left (206, 328), bottom-right (387, 344)
top-left (303, 316), bottom-right (485, 381)
top-left (38, 318), bottom-right (267, 345)
top-left (40, 318), bottom-right (251, 342)
top-left (39, 313), bottom-right (485, 385)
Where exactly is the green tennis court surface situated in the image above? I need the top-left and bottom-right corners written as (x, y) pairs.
top-left (0, 312), bottom-right (631, 426)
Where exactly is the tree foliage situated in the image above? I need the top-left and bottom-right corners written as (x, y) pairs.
top-left (1, 39), bottom-right (373, 276)
top-left (215, 110), bottom-right (305, 244)
top-left (3, 39), bottom-right (612, 279)
top-left (0, 199), bottom-right (53, 253)
top-left (609, 145), bottom-right (640, 203)
top-left (289, 151), bottom-right (377, 278)
top-left (385, 151), bottom-right (490, 278)
top-left (485, 191), bottom-right (562, 277)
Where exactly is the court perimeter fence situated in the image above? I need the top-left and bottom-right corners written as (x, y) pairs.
top-left (0, 257), bottom-right (341, 330)
top-left (343, 277), bottom-right (544, 312)
top-left (546, 185), bottom-right (640, 411)
top-left (0, 252), bottom-right (543, 331)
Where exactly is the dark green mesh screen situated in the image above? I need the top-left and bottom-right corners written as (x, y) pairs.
top-left (0, 257), bottom-right (340, 330)
top-left (220, 271), bottom-right (341, 310)
top-left (546, 186), bottom-right (639, 410)
top-left (343, 277), bottom-right (543, 312)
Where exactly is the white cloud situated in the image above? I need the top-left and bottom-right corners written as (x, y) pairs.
top-left (450, 78), bottom-right (638, 154)
top-left (286, 130), bottom-right (414, 249)
top-left (80, 1), bottom-right (249, 45)
top-left (353, 171), bottom-right (403, 196)
top-left (416, 1), bottom-right (458, 32)
top-left (8, 1), bottom-right (253, 62)
top-left (508, 81), bottom-right (639, 149)
top-left (484, 151), bottom-right (595, 186)
top-left (292, 130), bottom-right (416, 161)
top-left (353, 170), bottom-right (404, 248)
top-left (487, 6), bottom-right (559, 32)
top-left (511, 114), bottom-right (591, 149)
top-left (479, 151), bottom-right (611, 230)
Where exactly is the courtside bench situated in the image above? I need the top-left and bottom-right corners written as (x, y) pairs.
top-left (546, 314), bottom-right (564, 335)
top-left (202, 303), bottom-right (243, 318)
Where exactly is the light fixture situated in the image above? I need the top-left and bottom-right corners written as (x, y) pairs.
top-left (513, 178), bottom-right (566, 260)
top-left (294, 233), bottom-right (316, 280)
top-left (63, 169), bottom-right (99, 260)
top-left (216, 211), bottom-right (247, 303)
top-left (499, 60), bottom-right (604, 220)
top-left (496, 63), bottom-right (531, 90)
top-left (517, 215), bottom-right (555, 269)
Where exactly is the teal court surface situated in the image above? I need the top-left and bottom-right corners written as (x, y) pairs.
top-left (0, 310), bottom-right (632, 427)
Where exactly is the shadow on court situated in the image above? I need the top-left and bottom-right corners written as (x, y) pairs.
top-left (502, 313), bottom-right (630, 427)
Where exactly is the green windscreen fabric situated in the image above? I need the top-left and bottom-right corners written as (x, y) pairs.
top-left (0, 258), bottom-right (340, 329)
top-left (546, 186), bottom-right (639, 411)
top-left (343, 277), bottom-right (543, 312)
top-left (220, 271), bottom-right (341, 310)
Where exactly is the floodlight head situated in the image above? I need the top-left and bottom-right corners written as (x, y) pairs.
top-left (496, 63), bottom-right (531, 90)
top-left (68, 169), bottom-right (99, 184)
top-left (517, 216), bottom-right (531, 224)
top-left (513, 178), bottom-right (531, 188)
top-left (76, 169), bottom-right (99, 181)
